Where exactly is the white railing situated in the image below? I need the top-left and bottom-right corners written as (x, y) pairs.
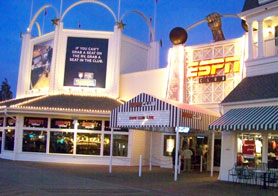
top-left (252, 38), bottom-right (278, 59)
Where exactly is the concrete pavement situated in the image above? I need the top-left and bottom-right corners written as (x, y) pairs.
top-left (0, 159), bottom-right (277, 196)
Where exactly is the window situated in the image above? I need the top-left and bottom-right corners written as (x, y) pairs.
top-left (51, 119), bottom-right (74, 129)
top-left (50, 132), bottom-right (74, 154)
top-left (164, 135), bottom-right (175, 156)
top-left (76, 133), bottom-right (101, 155)
top-left (78, 120), bottom-right (101, 130)
top-left (24, 117), bottom-right (48, 128)
top-left (268, 134), bottom-right (278, 169)
top-left (237, 133), bottom-right (262, 168)
top-left (103, 134), bottom-right (111, 156)
top-left (5, 129), bottom-right (14, 151)
top-left (103, 134), bottom-right (128, 156)
top-left (22, 130), bottom-right (47, 153)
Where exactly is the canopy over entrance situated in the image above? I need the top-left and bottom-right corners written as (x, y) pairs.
top-left (110, 93), bottom-right (219, 130)
top-left (209, 105), bottom-right (278, 131)
top-left (110, 93), bottom-right (219, 181)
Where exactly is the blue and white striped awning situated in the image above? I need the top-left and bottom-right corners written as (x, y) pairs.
top-left (209, 105), bottom-right (278, 131)
top-left (110, 93), bottom-right (219, 131)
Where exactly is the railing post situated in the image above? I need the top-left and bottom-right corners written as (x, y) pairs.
top-left (200, 155), bottom-right (203, 173)
top-left (139, 155), bottom-right (142, 177)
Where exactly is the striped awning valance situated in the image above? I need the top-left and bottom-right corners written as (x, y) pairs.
top-left (209, 105), bottom-right (278, 131)
top-left (110, 93), bottom-right (219, 131)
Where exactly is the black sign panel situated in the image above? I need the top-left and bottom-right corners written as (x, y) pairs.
top-left (51, 119), bottom-right (74, 129)
top-left (64, 37), bottom-right (109, 88)
top-left (78, 120), bottom-right (102, 130)
top-left (199, 76), bottom-right (226, 83)
top-left (24, 117), bottom-right (48, 128)
top-left (6, 117), bottom-right (16, 127)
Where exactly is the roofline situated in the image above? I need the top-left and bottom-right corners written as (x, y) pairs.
top-left (238, 1), bottom-right (278, 19)
top-left (0, 107), bottom-right (110, 118)
top-left (221, 97), bottom-right (278, 107)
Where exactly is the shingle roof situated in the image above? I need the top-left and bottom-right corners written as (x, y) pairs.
top-left (1, 94), bottom-right (123, 112)
top-left (242, 0), bottom-right (277, 11)
top-left (0, 96), bottom-right (41, 107)
top-left (221, 73), bottom-right (278, 104)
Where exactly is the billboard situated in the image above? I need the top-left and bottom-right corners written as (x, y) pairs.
top-left (30, 39), bottom-right (54, 89)
top-left (64, 37), bottom-right (108, 88)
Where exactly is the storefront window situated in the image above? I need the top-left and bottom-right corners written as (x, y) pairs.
top-left (237, 133), bottom-right (263, 168)
top-left (268, 135), bottom-right (278, 168)
top-left (164, 135), bottom-right (175, 156)
top-left (50, 132), bottom-right (74, 154)
top-left (103, 134), bottom-right (111, 156)
top-left (103, 134), bottom-right (128, 156)
top-left (78, 120), bottom-right (101, 130)
top-left (5, 129), bottom-right (14, 151)
top-left (76, 133), bottom-right (101, 155)
top-left (24, 117), bottom-right (48, 128)
top-left (51, 119), bottom-right (74, 129)
top-left (22, 130), bottom-right (47, 152)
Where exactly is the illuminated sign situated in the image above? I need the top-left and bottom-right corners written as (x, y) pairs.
top-left (117, 111), bottom-right (170, 127)
top-left (187, 56), bottom-right (240, 78)
top-left (130, 101), bottom-right (156, 108)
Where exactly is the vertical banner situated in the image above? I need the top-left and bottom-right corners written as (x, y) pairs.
top-left (166, 45), bottom-right (184, 102)
top-left (64, 37), bottom-right (109, 88)
top-left (30, 39), bottom-right (54, 89)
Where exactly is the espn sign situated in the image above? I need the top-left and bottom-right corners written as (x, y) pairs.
top-left (187, 56), bottom-right (240, 78)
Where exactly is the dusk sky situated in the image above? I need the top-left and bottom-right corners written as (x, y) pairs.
top-left (0, 0), bottom-right (245, 96)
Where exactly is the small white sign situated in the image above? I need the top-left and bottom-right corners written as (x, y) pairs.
top-left (117, 110), bottom-right (170, 127)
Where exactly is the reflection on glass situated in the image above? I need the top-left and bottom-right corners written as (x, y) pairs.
top-left (76, 133), bottom-right (101, 155)
top-left (237, 133), bottom-right (262, 168)
top-left (22, 130), bottom-right (47, 153)
top-left (5, 129), bottom-right (14, 151)
top-left (50, 132), bottom-right (74, 154)
top-left (268, 135), bottom-right (278, 168)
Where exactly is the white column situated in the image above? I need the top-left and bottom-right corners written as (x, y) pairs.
top-left (73, 120), bottom-right (79, 155)
top-left (149, 131), bottom-right (152, 171)
top-left (258, 20), bottom-right (264, 58)
top-left (174, 130), bottom-right (179, 181)
top-left (16, 33), bottom-right (31, 98)
top-left (248, 21), bottom-right (253, 60)
top-left (49, 22), bottom-right (63, 93)
top-left (262, 132), bottom-right (268, 163)
top-left (109, 128), bottom-right (114, 173)
top-left (210, 131), bottom-right (215, 177)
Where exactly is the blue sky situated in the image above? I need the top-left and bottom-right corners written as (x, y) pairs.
top-left (0, 0), bottom-right (245, 97)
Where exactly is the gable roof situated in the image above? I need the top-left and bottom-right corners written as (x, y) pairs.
top-left (222, 73), bottom-right (278, 104)
top-left (1, 94), bottom-right (123, 113)
top-left (242, 0), bottom-right (277, 11)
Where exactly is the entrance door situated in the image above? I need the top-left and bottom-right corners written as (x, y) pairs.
top-left (181, 135), bottom-right (208, 170)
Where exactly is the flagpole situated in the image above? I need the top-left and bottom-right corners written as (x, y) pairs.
top-left (117, 0), bottom-right (121, 21)
top-left (60, 0), bottom-right (63, 16)
top-left (42, 9), bottom-right (46, 35)
top-left (29, 0), bottom-right (34, 24)
top-left (153, 0), bottom-right (157, 41)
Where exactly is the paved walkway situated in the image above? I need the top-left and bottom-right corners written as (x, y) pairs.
top-left (0, 159), bottom-right (277, 196)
